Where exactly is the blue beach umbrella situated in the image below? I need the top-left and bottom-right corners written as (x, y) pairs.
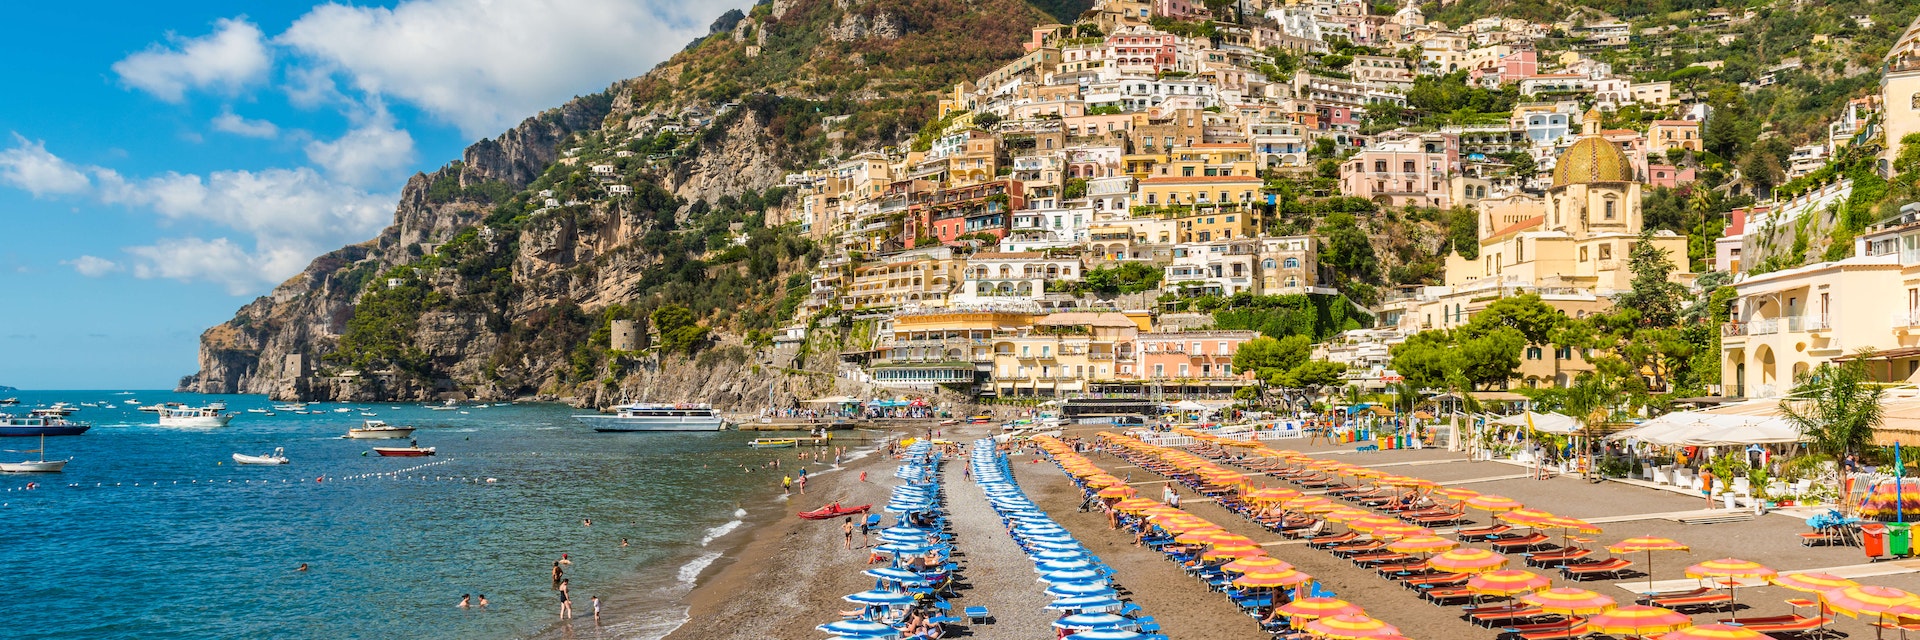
top-left (1052, 612), bottom-right (1133, 630)
top-left (1066, 631), bottom-right (1145, 640)
top-left (1046, 582), bottom-right (1116, 598)
top-left (871, 542), bottom-right (931, 555)
top-left (863, 567), bottom-right (930, 583)
top-left (817, 619), bottom-right (897, 636)
top-left (843, 590), bottom-right (916, 606)
top-left (1031, 540), bottom-right (1087, 551)
top-left (1037, 558), bottom-right (1095, 572)
top-left (1046, 595), bottom-right (1123, 611)
top-left (1040, 568), bottom-right (1105, 584)
top-left (1035, 550), bottom-right (1091, 562)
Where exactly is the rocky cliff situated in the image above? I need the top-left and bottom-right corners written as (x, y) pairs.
top-left (182, 0), bottom-right (1085, 407)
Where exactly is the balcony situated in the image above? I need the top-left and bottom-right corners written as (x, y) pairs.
top-left (1721, 318), bottom-right (1779, 337)
top-left (1894, 310), bottom-right (1920, 329)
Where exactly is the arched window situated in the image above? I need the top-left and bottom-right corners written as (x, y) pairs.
top-left (1283, 257), bottom-right (1300, 269)
top-left (1262, 259), bottom-right (1276, 269)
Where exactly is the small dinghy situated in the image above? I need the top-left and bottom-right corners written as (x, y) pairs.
top-left (232, 447), bottom-right (290, 465)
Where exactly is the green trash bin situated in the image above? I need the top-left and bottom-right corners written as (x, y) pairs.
top-left (1890, 523), bottom-right (1912, 557)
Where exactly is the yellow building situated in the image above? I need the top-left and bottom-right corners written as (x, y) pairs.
top-left (871, 308), bottom-right (1035, 389)
top-left (1158, 144), bottom-right (1260, 178)
top-left (844, 247), bottom-right (966, 310)
top-left (991, 312), bottom-right (1142, 396)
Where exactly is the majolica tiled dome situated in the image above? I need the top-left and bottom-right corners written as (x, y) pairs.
top-left (1551, 135), bottom-right (1634, 188)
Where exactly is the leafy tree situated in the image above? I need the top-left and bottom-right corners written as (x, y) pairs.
top-left (1779, 355), bottom-right (1885, 501)
top-left (1276, 360), bottom-right (1347, 389)
top-left (1233, 335), bottom-right (1312, 381)
top-left (1447, 207), bottom-right (1480, 259)
top-left (1083, 262), bottom-right (1162, 295)
top-left (1461, 294), bottom-right (1565, 346)
top-left (1456, 328), bottom-right (1526, 389)
top-left (1318, 212), bottom-right (1378, 283)
top-left (1389, 330), bottom-right (1459, 390)
top-left (1613, 231), bottom-right (1688, 327)
top-left (650, 304), bottom-right (710, 355)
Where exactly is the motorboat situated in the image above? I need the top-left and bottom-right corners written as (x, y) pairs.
top-left (372, 445), bottom-right (435, 457)
top-left (576, 403), bottom-right (726, 432)
top-left (0, 414), bottom-right (91, 436)
top-left (0, 398), bottom-right (17, 406)
top-left (246, 408), bottom-right (269, 414)
top-left (749, 438), bottom-right (799, 449)
top-left (427, 400), bottom-right (459, 411)
top-left (232, 447), bottom-right (290, 465)
top-left (156, 406), bottom-right (235, 427)
top-left (272, 403), bottom-right (307, 412)
top-left (138, 402), bottom-right (182, 414)
top-left (345, 420), bottom-right (415, 439)
top-left (332, 408), bottom-right (352, 413)
top-left (36, 404), bottom-right (77, 416)
top-left (359, 412), bottom-right (377, 417)
top-left (0, 435), bottom-right (68, 472)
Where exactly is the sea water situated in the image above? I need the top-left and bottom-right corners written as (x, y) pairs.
top-left (0, 391), bottom-right (793, 640)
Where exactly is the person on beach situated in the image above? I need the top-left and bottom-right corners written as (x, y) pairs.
top-left (797, 474), bottom-right (808, 495)
top-left (858, 516), bottom-right (873, 547)
top-left (591, 596), bottom-right (601, 622)
top-left (552, 561), bottom-right (565, 587)
top-left (843, 517), bottom-right (856, 549)
top-left (460, 594), bottom-right (471, 608)
top-left (782, 475), bottom-right (792, 494)
top-left (558, 579), bottom-right (572, 618)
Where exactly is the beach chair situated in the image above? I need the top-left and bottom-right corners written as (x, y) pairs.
top-left (1327, 540), bottom-right (1387, 557)
top-left (1403, 572), bottom-right (1468, 589)
top-left (1489, 532), bottom-right (1553, 553)
top-left (1406, 509), bottom-right (1470, 526)
top-left (1351, 551), bottom-right (1412, 567)
top-left (1508, 620), bottom-right (1588, 640)
top-left (1643, 589), bottom-right (1733, 611)
top-left (1713, 614), bottom-right (1828, 634)
top-left (1559, 557), bottom-right (1633, 581)
top-left (1307, 531), bottom-right (1359, 548)
top-left (1456, 524), bottom-right (1513, 541)
top-left (1469, 606), bottom-right (1551, 627)
top-left (1423, 586), bottom-right (1478, 604)
top-left (1523, 547), bottom-right (1592, 568)
top-left (962, 606), bottom-right (990, 623)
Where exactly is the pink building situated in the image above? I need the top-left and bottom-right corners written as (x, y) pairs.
top-left (1469, 49), bottom-right (1537, 87)
top-left (1136, 331), bottom-right (1260, 381)
top-left (1647, 164), bottom-right (1696, 189)
top-left (1337, 134), bottom-right (1460, 208)
top-left (1107, 31), bottom-right (1178, 72)
top-left (1152, 0), bottom-right (1201, 20)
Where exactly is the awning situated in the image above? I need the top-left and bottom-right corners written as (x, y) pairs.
top-left (1489, 411), bottom-right (1579, 434)
top-left (802, 395), bottom-right (859, 404)
top-left (1607, 402), bottom-right (1804, 446)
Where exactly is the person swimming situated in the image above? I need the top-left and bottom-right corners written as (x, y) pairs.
top-left (459, 594), bottom-right (471, 608)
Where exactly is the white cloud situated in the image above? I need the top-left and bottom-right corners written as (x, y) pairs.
top-left (125, 237), bottom-right (320, 294)
top-left (112, 18), bottom-right (272, 103)
top-left (64, 255), bottom-right (121, 277)
top-left (210, 111), bottom-right (280, 138)
top-left (283, 64), bottom-right (346, 108)
top-left (0, 134), bottom-right (93, 197)
top-left (304, 103), bottom-right (415, 187)
top-left (278, 0), bottom-right (735, 135)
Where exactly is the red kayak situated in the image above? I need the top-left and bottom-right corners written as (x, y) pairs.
top-left (798, 502), bottom-right (871, 520)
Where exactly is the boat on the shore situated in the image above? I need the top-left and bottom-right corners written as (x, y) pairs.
top-left (0, 434), bottom-right (68, 472)
top-left (797, 502), bottom-right (871, 520)
top-left (749, 438), bottom-right (798, 449)
top-left (577, 402), bottom-right (726, 432)
top-left (156, 406), bottom-right (235, 427)
top-left (345, 420), bottom-right (414, 439)
top-left (232, 447), bottom-right (289, 465)
top-left (0, 414), bottom-right (92, 436)
top-left (372, 445), bottom-right (435, 457)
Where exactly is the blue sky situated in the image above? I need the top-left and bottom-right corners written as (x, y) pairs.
top-left (0, 0), bottom-right (750, 389)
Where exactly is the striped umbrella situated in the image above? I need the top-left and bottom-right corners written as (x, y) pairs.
top-left (1608, 536), bottom-right (1691, 593)
top-left (1201, 544), bottom-right (1267, 561)
top-left (1771, 572), bottom-right (1858, 594)
top-left (1522, 587), bottom-right (1616, 640)
top-left (1112, 497), bottom-right (1159, 512)
top-left (1822, 585), bottom-right (1920, 632)
top-left (1657, 623), bottom-right (1767, 640)
top-left (1232, 568), bottom-right (1314, 588)
top-left (1465, 495), bottom-right (1524, 512)
top-left (1587, 605), bottom-right (1693, 636)
top-left (1346, 515), bottom-right (1402, 533)
top-left (1290, 497), bottom-right (1338, 513)
top-left (1276, 597), bottom-right (1364, 625)
top-left (1434, 487), bottom-right (1480, 501)
top-left (1096, 486), bottom-right (1136, 499)
top-left (1246, 487), bottom-right (1304, 504)
top-left (1370, 524), bottom-right (1434, 540)
top-left (1323, 508), bottom-right (1374, 523)
top-left (1466, 570), bottom-right (1552, 597)
top-left (1173, 528), bottom-right (1229, 545)
top-left (1386, 535), bottom-right (1459, 555)
top-left (1686, 558), bottom-right (1776, 622)
top-left (1303, 614), bottom-right (1402, 640)
top-left (1430, 548), bottom-right (1509, 574)
top-left (1858, 478), bottom-right (1920, 519)
top-left (1497, 508), bottom-right (1558, 526)
top-left (1223, 556), bottom-right (1294, 574)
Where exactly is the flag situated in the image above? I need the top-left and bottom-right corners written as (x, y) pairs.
top-left (1525, 409), bottom-right (1537, 434)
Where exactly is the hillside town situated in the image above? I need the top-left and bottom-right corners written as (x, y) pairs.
top-left (647, 0), bottom-right (1920, 407)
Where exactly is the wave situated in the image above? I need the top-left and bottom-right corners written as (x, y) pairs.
top-left (734, 508), bottom-right (748, 518)
top-left (678, 552), bottom-right (722, 584)
top-left (700, 519), bottom-right (743, 546)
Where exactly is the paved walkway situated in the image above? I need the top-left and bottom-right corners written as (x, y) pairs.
top-left (1622, 560), bottom-right (1920, 594)
top-left (945, 454), bottom-right (1054, 639)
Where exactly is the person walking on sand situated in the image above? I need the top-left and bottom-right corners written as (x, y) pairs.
top-left (558, 579), bottom-right (573, 618)
top-left (843, 517), bottom-right (856, 549)
top-left (591, 595), bottom-right (601, 623)
top-left (797, 474), bottom-right (808, 495)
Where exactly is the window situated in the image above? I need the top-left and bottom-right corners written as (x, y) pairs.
top-left (1603, 198), bottom-right (1616, 220)
top-left (1153, 364), bottom-right (1165, 377)
top-left (1284, 257), bottom-right (1300, 268)
top-left (1599, 243), bottom-right (1613, 260)
top-left (1403, 160), bottom-right (1415, 173)
top-left (1178, 364), bottom-right (1190, 376)
top-left (1579, 246), bottom-right (1588, 262)
top-left (1374, 160), bottom-right (1387, 172)
top-left (1021, 346), bottom-right (1030, 357)
top-left (1218, 341), bottom-right (1229, 354)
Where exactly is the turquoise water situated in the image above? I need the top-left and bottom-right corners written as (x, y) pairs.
top-left (0, 391), bottom-right (803, 640)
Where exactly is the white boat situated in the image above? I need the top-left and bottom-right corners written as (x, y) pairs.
top-left (332, 408), bottom-right (352, 413)
top-left (272, 403), bottom-right (307, 411)
top-left (232, 447), bottom-right (290, 465)
top-left (359, 412), bottom-right (377, 417)
top-left (345, 420), bottom-right (415, 439)
top-left (246, 408), bottom-right (268, 413)
top-left (156, 406), bottom-right (236, 427)
top-left (575, 403), bottom-right (726, 432)
top-left (0, 435), bottom-right (68, 472)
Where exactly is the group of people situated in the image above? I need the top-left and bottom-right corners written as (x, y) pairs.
top-left (545, 553), bottom-right (601, 622)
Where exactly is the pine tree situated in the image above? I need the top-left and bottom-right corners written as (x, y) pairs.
top-left (1615, 230), bottom-right (1687, 327)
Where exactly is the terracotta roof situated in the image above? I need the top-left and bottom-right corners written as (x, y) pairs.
top-left (970, 252), bottom-right (1045, 259)
top-left (1489, 216), bottom-right (1545, 237)
top-left (1140, 175), bottom-right (1262, 184)
top-left (1651, 120), bottom-right (1699, 126)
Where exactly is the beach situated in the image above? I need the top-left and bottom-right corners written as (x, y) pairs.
top-left (664, 421), bottom-right (1920, 640)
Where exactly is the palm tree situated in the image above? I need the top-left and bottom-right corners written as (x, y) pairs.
top-left (1779, 355), bottom-right (1885, 506)
top-left (1563, 371), bottom-right (1621, 480)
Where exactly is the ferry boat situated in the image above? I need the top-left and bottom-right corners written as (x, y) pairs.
top-left (345, 420), bottom-right (415, 439)
top-left (156, 406), bottom-right (235, 427)
top-left (0, 414), bottom-right (92, 436)
top-left (575, 403), bottom-right (726, 432)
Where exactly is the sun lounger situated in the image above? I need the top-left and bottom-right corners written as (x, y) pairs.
top-left (1403, 572), bottom-right (1468, 588)
top-left (1406, 510), bottom-right (1469, 526)
top-left (1511, 621), bottom-right (1588, 640)
top-left (1327, 540), bottom-right (1386, 557)
top-left (963, 606), bottom-right (989, 623)
top-left (1351, 551), bottom-right (1412, 566)
top-left (1422, 587), bottom-right (1478, 604)
top-left (1560, 557), bottom-right (1633, 581)
top-left (1523, 547), bottom-right (1592, 568)
top-left (1307, 531), bottom-right (1359, 548)
top-left (1375, 559), bottom-right (1428, 576)
top-left (1468, 605), bottom-right (1549, 627)
top-left (1643, 588), bottom-right (1733, 611)
top-left (1713, 614), bottom-right (1828, 634)
top-left (1490, 532), bottom-right (1553, 552)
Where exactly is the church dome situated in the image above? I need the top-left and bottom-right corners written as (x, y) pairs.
top-left (1551, 135), bottom-right (1634, 188)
